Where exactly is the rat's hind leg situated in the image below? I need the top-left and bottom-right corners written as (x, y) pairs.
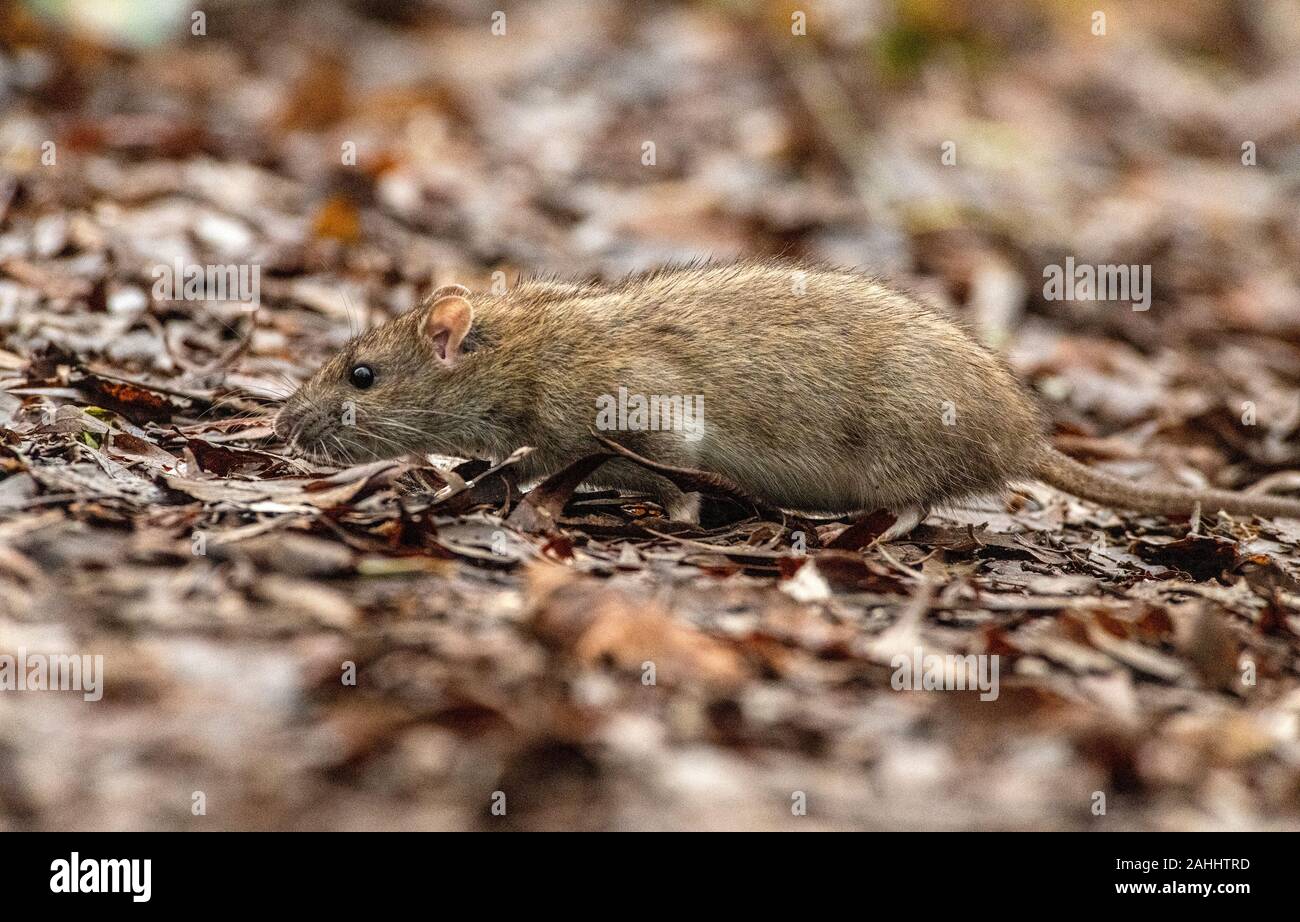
top-left (663, 490), bottom-right (700, 524)
top-left (586, 458), bottom-right (699, 523)
top-left (877, 504), bottom-right (930, 543)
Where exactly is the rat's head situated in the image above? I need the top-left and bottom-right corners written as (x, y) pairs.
top-left (275, 286), bottom-right (492, 465)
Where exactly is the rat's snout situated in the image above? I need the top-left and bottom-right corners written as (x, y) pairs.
top-left (273, 397), bottom-right (313, 442)
top-left (274, 387), bottom-right (355, 464)
top-left (273, 394), bottom-right (326, 447)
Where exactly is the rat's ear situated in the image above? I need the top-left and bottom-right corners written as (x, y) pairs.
top-left (423, 295), bottom-right (474, 365)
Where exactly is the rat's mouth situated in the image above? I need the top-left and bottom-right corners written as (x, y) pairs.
top-left (276, 418), bottom-right (343, 466)
top-left (276, 405), bottom-right (415, 467)
top-left (284, 426), bottom-right (402, 468)
top-left (284, 433), bottom-right (356, 466)
top-left (288, 440), bottom-right (334, 465)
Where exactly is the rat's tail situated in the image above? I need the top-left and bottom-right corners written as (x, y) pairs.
top-left (1034, 447), bottom-right (1300, 519)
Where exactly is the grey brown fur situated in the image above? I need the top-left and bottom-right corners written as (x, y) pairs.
top-left (276, 261), bottom-right (1300, 529)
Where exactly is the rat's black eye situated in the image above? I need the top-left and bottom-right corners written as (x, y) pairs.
top-left (349, 364), bottom-right (375, 389)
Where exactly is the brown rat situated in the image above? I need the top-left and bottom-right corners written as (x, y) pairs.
top-left (274, 261), bottom-right (1300, 537)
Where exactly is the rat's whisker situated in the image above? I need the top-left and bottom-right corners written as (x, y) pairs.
top-left (354, 425), bottom-right (409, 458)
top-left (399, 408), bottom-right (477, 423)
top-left (195, 392), bottom-right (279, 421)
top-left (341, 290), bottom-right (360, 338)
top-left (276, 371), bottom-right (303, 391)
top-left (372, 419), bottom-right (438, 440)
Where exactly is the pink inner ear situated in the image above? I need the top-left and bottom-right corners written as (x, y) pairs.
top-left (425, 294), bottom-right (472, 363)
top-left (430, 329), bottom-right (449, 361)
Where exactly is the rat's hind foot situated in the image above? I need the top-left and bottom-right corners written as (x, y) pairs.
top-left (664, 491), bottom-right (700, 524)
top-left (877, 504), bottom-right (929, 543)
